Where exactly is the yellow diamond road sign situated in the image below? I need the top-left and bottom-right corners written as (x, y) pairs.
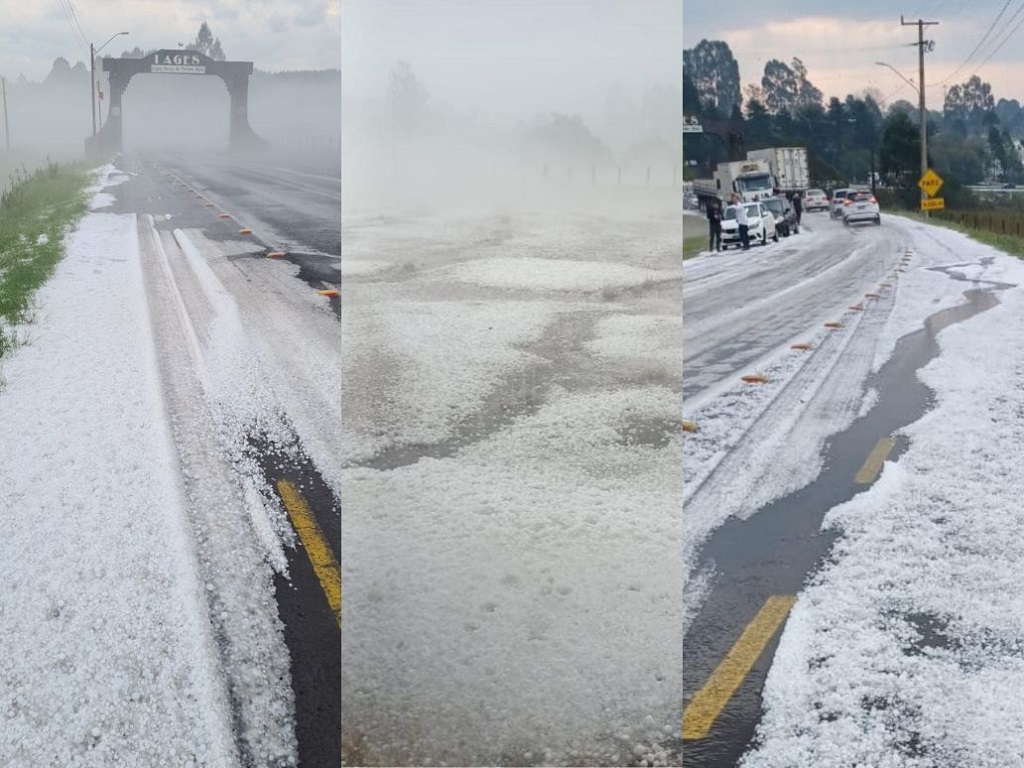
top-left (919, 168), bottom-right (943, 197)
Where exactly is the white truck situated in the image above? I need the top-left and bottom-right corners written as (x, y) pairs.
top-left (746, 147), bottom-right (810, 196)
top-left (692, 146), bottom-right (810, 209)
top-left (692, 158), bottom-right (774, 206)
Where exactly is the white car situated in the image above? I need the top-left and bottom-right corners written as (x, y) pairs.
top-left (721, 201), bottom-right (778, 249)
top-left (842, 188), bottom-right (881, 226)
top-left (830, 188), bottom-right (850, 219)
top-left (804, 188), bottom-right (830, 212)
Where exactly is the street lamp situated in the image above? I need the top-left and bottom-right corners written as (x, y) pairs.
top-left (875, 61), bottom-right (917, 91)
top-left (91, 31), bottom-right (129, 137)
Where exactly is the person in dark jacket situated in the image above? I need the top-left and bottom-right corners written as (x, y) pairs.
top-left (707, 198), bottom-right (722, 252)
top-left (791, 191), bottom-right (803, 226)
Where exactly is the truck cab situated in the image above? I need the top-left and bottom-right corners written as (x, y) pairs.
top-left (716, 160), bottom-right (774, 203)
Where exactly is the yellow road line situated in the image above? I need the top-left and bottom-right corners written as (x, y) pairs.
top-left (682, 595), bottom-right (796, 740)
top-left (277, 479), bottom-right (341, 626)
top-left (855, 436), bottom-right (896, 484)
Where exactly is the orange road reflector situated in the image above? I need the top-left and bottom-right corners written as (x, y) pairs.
top-left (317, 289), bottom-right (340, 298)
top-left (865, 293), bottom-right (880, 299)
top-left (791, 343), bottom-right (813, 351)
top-left (824, 322), bottom-right (843, 329)
top-left (682, 421), bottom-right (698, 433)
top-left (219, 213), bottom-right (231, 219)
top-left (239, 228), bottom-right (253, 235)
top-left (741, 374), bottom-right (768, 384)
top-left (879, 283), bottom-right (892, 288)
top-left (897, 268), bottom-right (907, 272)
top-left (849, 304), bottom-right (864, 311)
top-left (205, 202), bottom-right (215, 207)
top-left (266, 252), bottom-right (286, 259)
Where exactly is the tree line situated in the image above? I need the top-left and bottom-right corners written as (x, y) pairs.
top-left (684, 39), bottom-right (1024, 208)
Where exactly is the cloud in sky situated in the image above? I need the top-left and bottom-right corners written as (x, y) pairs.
top-left (0, 0), bottom-right (340, 81)
top-left (684, 2), bottom-right (1024, 108)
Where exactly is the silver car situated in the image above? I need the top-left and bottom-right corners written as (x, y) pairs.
top-left (830, 188), bottom-right (850, 219)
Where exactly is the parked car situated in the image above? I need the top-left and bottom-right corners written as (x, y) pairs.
top-left (721, 201), bottom-right (778, 249)
top-left (804, 188), bottom-right (830, 212)
top-left (830, 188), bottom-right (850, 219)
top-left (762, 196), bottom-right (799, 236)
top-left (842, 188), bottom-right (881, 225)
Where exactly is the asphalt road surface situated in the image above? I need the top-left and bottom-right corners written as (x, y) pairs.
top-left (681, 212), bottom-right (1009, 766)
top-left (108, 151), bottom-right (340, 768)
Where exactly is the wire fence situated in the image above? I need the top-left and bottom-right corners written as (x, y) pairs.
top-left (366, 161), bottom-right (682, 189)
top-left (935, 208), bottom-right (1024, 238)
top-left (527, 163), bottom-right (680, 188)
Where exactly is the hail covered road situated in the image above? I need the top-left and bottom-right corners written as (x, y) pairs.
top-left (682, 208), bottom-right (1020, 766)
top-left (683, 209), bottom-right (906, 766)
top-left (109, 150), bottom-right (340, 768)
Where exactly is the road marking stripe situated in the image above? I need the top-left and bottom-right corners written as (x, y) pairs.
top-left (855, 436), bottom-right (896, 484)
top-left (682, 595), bottom-right (796, 740)
top-left (277, 480), bottom-right (341, 626)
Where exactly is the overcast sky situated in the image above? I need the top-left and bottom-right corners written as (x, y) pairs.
top-left (0, 0), bottom-right (340, 81)
top-left (684, 1), bottom-right (1024, 109)
top-left (342, 0), bottom-right (681, 126)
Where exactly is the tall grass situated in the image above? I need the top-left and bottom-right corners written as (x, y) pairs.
top-left (0, 159), bottom-right (92, 359)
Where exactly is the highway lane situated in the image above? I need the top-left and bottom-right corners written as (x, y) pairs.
top-left (683, 212), bottom-right (904, 404)
top-left (682, 215), bottom-right (1015, 766)
top-left (682, 214), bottom-right (908, 766)
top-left (153, 150), bottom-right (340, 288)
top-left (108, 153), bottom-right (340, 768)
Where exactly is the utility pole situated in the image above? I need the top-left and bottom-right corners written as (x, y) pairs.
top-left (2, 76), bottom-right (9, 151)
top-left (90, 43), bottom-right (96, 137)
top-left (902, 15), bottom-right (939, 216)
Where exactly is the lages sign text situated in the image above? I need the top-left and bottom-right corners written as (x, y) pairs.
top-left (150, 53), bottom-right (206, 75)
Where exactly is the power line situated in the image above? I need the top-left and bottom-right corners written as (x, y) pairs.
top-left (56, 0), bottom-right (89, 55)
top-left (937, 0), bottom-right (1018, 85)
top-left (972, 1), bottom-right (1024, 74)
top-left (64, 0), bottom-right (90, 49)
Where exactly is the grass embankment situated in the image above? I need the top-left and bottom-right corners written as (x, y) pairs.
top-left (683, 214), bottom-right (707, 259)
top-left (0, 160), bottom-right (93, 358)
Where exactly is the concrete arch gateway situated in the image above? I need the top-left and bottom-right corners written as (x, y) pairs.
top-left (87, 49), bottom-right (270, 156)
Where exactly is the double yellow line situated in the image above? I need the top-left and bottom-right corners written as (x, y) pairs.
top-left (277, 480), bottom-right (341, 626)
top-left (683, 595), bottom-right (796, 740)
top-left (683, 436), bottom-right (896, 739)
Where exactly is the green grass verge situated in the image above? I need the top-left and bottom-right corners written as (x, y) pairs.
top-left (0, 160), bottom-right (94, 359)
top-left (683, 231), bottom-right (706, 260)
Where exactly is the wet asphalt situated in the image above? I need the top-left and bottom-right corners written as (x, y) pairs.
top-left (682, 261), bottom-right (1014, 766)
top-left (105, 153), bottom-right (340, 767)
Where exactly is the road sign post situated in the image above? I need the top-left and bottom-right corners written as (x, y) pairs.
top-left (918, 169), bottom-right (944, 214)
top-left (918, 168), bottom-right (943, 197)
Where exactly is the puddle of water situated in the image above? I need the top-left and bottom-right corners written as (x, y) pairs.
top-left (682, 286), bottom-right (1005, 766)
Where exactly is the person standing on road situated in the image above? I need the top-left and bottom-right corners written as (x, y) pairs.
top-left (792, 191), bottom-right (803, 227)
top-left (732, 193), bottom-right (750, 250)
top-left (707, 198), bottom-right (722, 252)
